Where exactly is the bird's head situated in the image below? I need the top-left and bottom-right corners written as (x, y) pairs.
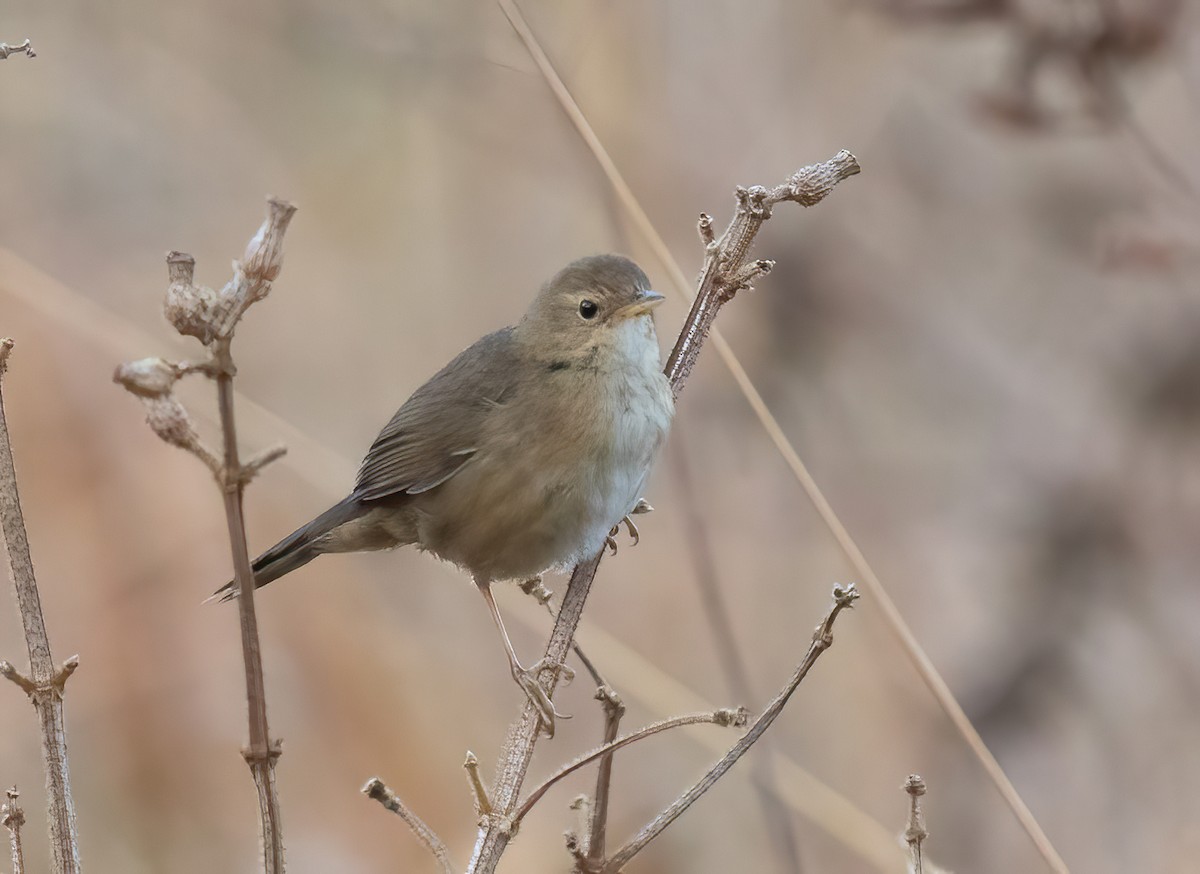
top-left (518, 254), bottom-right (665, 367)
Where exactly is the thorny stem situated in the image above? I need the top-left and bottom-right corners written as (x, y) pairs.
top-left (0, 339), bottom-right (82, 874)
top-left (904, 775), bottom-right (927, 874)
top-left (362, 778), bottom-right (455, 874)
top-left (467, 153), bottom-right (858, 874)
top-left (514, 708), bottom-right (749, 826)
top-left (2, 787), bottom-right (26, 874)
top-left (601, 585), bottom-right (860, 873)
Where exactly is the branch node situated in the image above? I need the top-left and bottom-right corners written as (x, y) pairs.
top-left (594, 684), bottom-right (625, 717)
top-left (241, 737), bottom-right (284, 767)
top-left (697, 213), bottom-right (715, 246)
top-left (713, 706), bottom-right (750, 728)
top-left (0, 338), bottom-right (13, 375)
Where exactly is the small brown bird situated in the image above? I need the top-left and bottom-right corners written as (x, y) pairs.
top-left (213, 254), bottom-right (674, 733)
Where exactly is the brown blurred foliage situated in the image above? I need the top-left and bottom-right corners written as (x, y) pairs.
top-left (2, 1), bottom-right (1199, 873)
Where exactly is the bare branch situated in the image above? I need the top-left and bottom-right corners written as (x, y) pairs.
top-left (601, 585), bottom-right (860, 872)
top-left (2, 787), bottom-right (25, 874)
top-left (515, 708), bottom-right (748, 826)
top-left (582, 684), bottom-right (625, 870)
top-left (0, 339), bottom-right (82, 873)
top-left (118, 198), bottom-right (298, 871)
top-left (362, 778), bottom-right (455, 874)
top-left (904, 775), bottom-right (928, 874)
top-left (0, 40), bottom-right (35, 60)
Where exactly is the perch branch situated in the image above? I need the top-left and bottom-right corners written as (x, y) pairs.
top-left (362, 778), bottom-right (455, 874)
top-left (467, 149), bottom-right (858, 873)
top-left (0, 339), bottom-right (82, 874)
top-left (517, 577), bottom-right (627, 868)
top-left (600, 585), bottom-right (860, 872)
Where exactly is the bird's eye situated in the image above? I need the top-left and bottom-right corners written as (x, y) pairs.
top-left (579, 299), bottom-right (599, 320)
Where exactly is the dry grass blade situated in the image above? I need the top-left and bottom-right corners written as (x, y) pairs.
top-left (494, 1), bottom-right (1069, 871)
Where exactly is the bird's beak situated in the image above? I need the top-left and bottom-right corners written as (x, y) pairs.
top-left (613, 289), bottom-right (666, 320)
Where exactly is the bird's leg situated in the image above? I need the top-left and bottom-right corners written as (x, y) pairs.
top-left (480, 583), bottom-right (570, 737)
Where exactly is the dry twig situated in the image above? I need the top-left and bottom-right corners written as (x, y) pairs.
top-left (116, 199), bottom-right (297, 872)
top-left (2, 787), bottom-right (26, 874)
top-left (362, 778), bottom-right (455, 874)
top-left (904, 775), bottom-right (928, 874)
top-left (0, 40), bottom-right (35, 60)
top-left (0, 339), bottom-right (82, 873)
top-left (514, 708), bottom-right (750, 826)
top-left (598, 584), bottom-right (859, 872)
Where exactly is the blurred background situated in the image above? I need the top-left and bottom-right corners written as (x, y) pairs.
top-left (1, 1), bottom-right (1198, 872)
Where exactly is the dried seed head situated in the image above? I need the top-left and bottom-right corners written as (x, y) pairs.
top-left (163, 251), bottom-right (222, 344)
top-left (143, 396), bottom-right (199, 451)
top-left (113, 357), bottom-right (182, 399)
top-left (242, 198), bottom-right (297, 283)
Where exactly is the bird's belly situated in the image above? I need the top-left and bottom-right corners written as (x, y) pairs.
top-left (414, 369), bottom-right (671, 582)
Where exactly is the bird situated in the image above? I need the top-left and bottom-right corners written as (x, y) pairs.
top-left (212, 254), bottom-right (674, 734)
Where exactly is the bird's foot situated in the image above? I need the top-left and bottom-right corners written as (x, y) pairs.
top-left (512, 658), bottom-right (574, 738)
top-left (607, 501), bottom-right (652, 554)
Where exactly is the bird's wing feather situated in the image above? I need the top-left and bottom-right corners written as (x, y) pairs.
top-left (353, 327), bottom-right (519, 502)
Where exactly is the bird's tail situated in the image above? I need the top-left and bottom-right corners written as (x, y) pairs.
top-left (208, 497), bottom-right (366, 603)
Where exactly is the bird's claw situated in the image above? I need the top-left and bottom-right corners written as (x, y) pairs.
top-left (606, 509), bottom-right (644, 553)
top-left (621, 514), bottom-right (640, 546)
top-left (513, 658), bottom-right (573, 738)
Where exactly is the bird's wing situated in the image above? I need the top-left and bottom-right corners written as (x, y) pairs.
top-left (353, 327), bottom-right (519, 502)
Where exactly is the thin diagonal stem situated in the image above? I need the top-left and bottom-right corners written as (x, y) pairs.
top-left (601, 586), bottom-right (859, 872)
top-left (514, 709), bottom-right (747, 824)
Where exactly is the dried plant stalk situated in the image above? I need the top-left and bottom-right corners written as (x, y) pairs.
top-left (600, 585), bottom-right (859, 872)
top-left (2, 787), bottom-right (27, 874)
top-left (466, 151), bottom-right (859, 874)
top-left (117, 199), bottom-right (296, 872)
top-left (0, 340), bottom-right (82, 874)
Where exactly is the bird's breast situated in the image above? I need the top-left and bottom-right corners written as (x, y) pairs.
top-left (415, 336), bottom-right (673, 583)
